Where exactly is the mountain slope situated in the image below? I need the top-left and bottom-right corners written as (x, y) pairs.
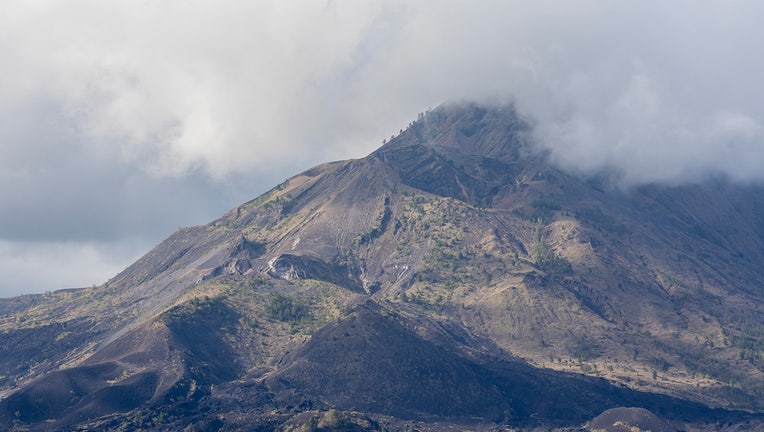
top-left (0, 103), bottom-right (762, 431)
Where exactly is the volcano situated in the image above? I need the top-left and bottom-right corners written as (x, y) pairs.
top-left (0, 104), bottom-right (762, 431)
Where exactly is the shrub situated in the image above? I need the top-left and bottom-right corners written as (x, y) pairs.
top-left (266, 294), bottom-right (308, 323)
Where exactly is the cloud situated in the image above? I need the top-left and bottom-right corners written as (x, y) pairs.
top-left (348, 1), bottom-right (764, 186)
top-left (553, 2), bottom-right (764, 186)
top-left (0, 0), bottom-right (395, 177)
top-left (0, 239), bottom-right (146, 294)
top-left (1, 1), bottom-right (764, 295)
top-left (4, 1), bottom-right (764, 183)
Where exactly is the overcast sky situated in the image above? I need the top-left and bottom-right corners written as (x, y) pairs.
top-left (1, 1), bottom-right (763, 297)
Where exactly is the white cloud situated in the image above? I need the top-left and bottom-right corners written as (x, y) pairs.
top-left (0, 0), bottom-right (390, 178)
top-left (0, 239), bottom-right (148, 296)
top-left (2, 1), bottom-right (764, 295)
top-left (4, 1), bottom-right (764, 183)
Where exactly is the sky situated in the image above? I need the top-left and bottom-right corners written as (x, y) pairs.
top-left (1, 1), bottom-right (763, 297)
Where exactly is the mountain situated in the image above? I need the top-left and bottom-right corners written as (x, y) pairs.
top-left (0, 103), bottom-right (763, 431)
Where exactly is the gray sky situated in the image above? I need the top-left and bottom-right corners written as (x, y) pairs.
top-left (1, 1), bottom-right (763, 297)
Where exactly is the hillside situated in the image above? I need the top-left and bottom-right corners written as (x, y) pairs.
top-left (0, 103), bottom-right (762, 431)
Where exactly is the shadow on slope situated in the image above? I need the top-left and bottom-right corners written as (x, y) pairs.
top-left (267, 301), bottom-right (731, 427)
top-left (0, 318), bottom-right (101, 390)
top-left (0, 297), bottom-right (244, 431)
top-left (0, 362), bottom-right (158, 430)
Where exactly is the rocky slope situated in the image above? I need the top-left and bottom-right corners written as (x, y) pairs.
top-left (0, 104), bottom-right (762, 431)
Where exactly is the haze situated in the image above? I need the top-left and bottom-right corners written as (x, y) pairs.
top-left (1, 0), bottom-right (762, 296)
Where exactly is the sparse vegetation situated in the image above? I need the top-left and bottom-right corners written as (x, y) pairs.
top-left (532, 220), bottom-right (572, 278)
top-left (265, 293), bottom-right (309, 324)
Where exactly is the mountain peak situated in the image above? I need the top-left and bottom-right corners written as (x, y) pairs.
top-left (371, 103), bottom-right (546, 208)
top-left (378, 102), bottom-right (532, 162)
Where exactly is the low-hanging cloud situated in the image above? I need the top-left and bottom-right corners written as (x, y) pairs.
top-left (3, 1), bottom-right (763, 183)
top-left (1, 0), bottom-right (763, 295)
top-left (360, 0), bottom-right (764, 186)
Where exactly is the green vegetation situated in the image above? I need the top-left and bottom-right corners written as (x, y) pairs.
top-left (532, 220), bottom-right (572, 278)
top-left (265, 293), bottom-right (309, 324)
top-left (531, 199), bottom-right (561, 222)
top-left (238, 237), bottom-right (266, 258)
top-left (161, 295), bottom-right (234, 326)
top-left (358, 198), bottom-right (392, 245)
top-left (282, 409), bottom-right (375, 432)
top-left (316, 409), bottom-right (352, 430)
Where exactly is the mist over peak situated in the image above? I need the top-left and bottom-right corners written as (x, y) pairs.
top-left (526, 75), bottom-right (764, 187)
top-left (2, 1), bottom-right (764, 295)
